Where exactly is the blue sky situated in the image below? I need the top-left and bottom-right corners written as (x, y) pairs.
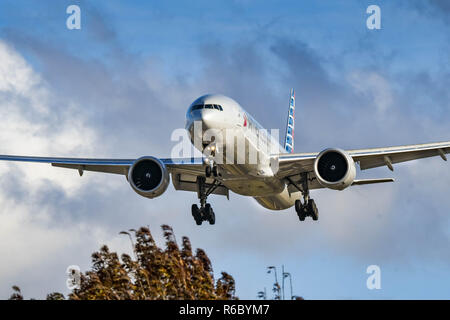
top-left (0, 0), bottom-right (449, 299)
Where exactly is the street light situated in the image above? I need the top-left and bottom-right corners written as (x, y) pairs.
top-left (283, 271), bottom-right (293, 300)
top-left (267, 266), bottom-right (281, 300)
top-left (119, 231), bottom-right (136, 258)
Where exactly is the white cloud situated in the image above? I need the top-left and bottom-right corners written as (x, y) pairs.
top-left (348, 71), bottom-right (394, 113)
top-left (0, 40), bottom-right (132, 298)
top-left (0, 40), bottom-right (101, 194)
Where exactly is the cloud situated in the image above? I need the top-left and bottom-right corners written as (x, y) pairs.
top-left (411, 0), bottom-right (450, 25)
top-left (348, 71), bottom-right (393, 113)
top-left (0, 39), bottom-right (138, 298)
top-left (0, 2), bottom-right (449, 299)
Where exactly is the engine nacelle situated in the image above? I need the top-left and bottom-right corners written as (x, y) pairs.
top-left (313, 148), bottom-right (356, 191)
top-left (128, 156), bottom-right (170, 199)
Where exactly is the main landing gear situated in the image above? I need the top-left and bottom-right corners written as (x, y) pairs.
top-left (291, 173), bottom-right (319, 222)
top-left (191, 176), bottom-right (222, 225)
top-left (295, 198), bottom-right (319, 221)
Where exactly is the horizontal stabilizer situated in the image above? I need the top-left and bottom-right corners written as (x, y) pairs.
top-left (352, 178), bottom-right (395, 186)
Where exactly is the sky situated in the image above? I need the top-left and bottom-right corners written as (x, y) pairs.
top-left (0, 0), bottom-right (449, 299)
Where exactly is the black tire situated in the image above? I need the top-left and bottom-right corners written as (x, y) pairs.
top-left (295, 200), bottom-right (302, 213)
top-left (204, 203), bottom-right (212, 218)
top-left (192, 204), bottom-right (202, 225)
top-left (308, 199), bottom-right (319, 221)
top-left (205, 166), bottom-right (211, 177)
top-left (212, 166), bottom-right (218, 177)
top-left (204, 203), bottom-right (215, 225)
top-left (191, 204), bottom-right (199, 217)
top-left (208, 209), bottom-right (216, 225)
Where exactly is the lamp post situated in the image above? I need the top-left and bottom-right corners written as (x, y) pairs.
top-left (267, 266), bottom-right (281, 300)
top-left (282, 266), bottom-right (285, 300)
top-left (119, 231), bottom-right (135, 256)
top-left (283, 271), bottom-right (293, 300)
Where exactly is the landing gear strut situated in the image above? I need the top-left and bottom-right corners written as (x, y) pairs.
top-left (292, 173), bottom-right (319, 222)
top-left (191, 177), bottom-right (221, 225)
top-left (204, 144), bottom-right (219, 178)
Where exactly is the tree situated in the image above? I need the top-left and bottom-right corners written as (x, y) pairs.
top-left (10, 224), bottom-right (237, 300)
top-left (9, 286), bottom-right (23, 300)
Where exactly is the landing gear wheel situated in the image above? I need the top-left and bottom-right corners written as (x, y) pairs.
top-left (205, 166), bottom-right (211, 177)
top-left (204, 204), bottom-right (215, 225)
top-left (212, 166), bottom-right (218, 177)
top-left (295, 200), bottom-right (306, 221)
top-left (295, 200), bottom-right (302, 213)
top-left (298, 212), bottom-right (306, 221)
top-left (192, 204), bottom-right (202, 225)
top-left (308, 199), bottom-right (319, 221)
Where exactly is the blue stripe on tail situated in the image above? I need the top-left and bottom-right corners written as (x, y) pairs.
top-left (284, 89), bottom-right (295, 153)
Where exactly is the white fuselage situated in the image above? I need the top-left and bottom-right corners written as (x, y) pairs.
top-left (185, 94), bottom-right (300, 210)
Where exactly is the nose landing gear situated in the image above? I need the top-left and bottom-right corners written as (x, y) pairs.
top-left (203, 144), bottom-right (219, 178)
top-left (205, 164), bottom-right (218, 178)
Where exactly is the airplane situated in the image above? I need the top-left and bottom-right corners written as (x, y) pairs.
top-left (0, 89), bottom-right (448, 225)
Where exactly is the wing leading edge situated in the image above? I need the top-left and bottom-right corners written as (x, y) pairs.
top-left (0, 154), bottom-right (204, 176)
top-left (349, 141), bottom-right (449, 170)
top-left (277, 140), bottom-right (449, 173)
top-left (276, 140), bottom-right (449, 191)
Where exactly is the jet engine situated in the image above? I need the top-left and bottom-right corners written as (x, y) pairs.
top-left (128, 156), bottom-right (170, 198)
top-left (313, 148), bottom-right (356, 190)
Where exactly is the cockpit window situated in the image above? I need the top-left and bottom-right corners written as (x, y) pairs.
top-left (191, 104), bottom-right (203, 111)
top-left (190, 104), bottom-right (223, 112)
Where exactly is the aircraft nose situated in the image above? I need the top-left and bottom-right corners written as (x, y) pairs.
top-left (201, 109), bottom-right (216, 128)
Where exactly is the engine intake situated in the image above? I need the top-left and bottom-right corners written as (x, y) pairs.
top-left (128, 156), bottom-right (170, 198)
top-left (314, 148), bottom-right (356, 190)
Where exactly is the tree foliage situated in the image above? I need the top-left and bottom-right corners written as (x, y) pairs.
top-left (10, 225), bottom-right (236, 300)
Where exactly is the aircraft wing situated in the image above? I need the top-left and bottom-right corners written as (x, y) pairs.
top-left (277, 140), bottom-right (450, 192)
top-left (0, 154), bottom-right (205, 176)
top-left (348, 141), bottom-right (450, 170)
top-left (0, 154), bottom-right (231, 197)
